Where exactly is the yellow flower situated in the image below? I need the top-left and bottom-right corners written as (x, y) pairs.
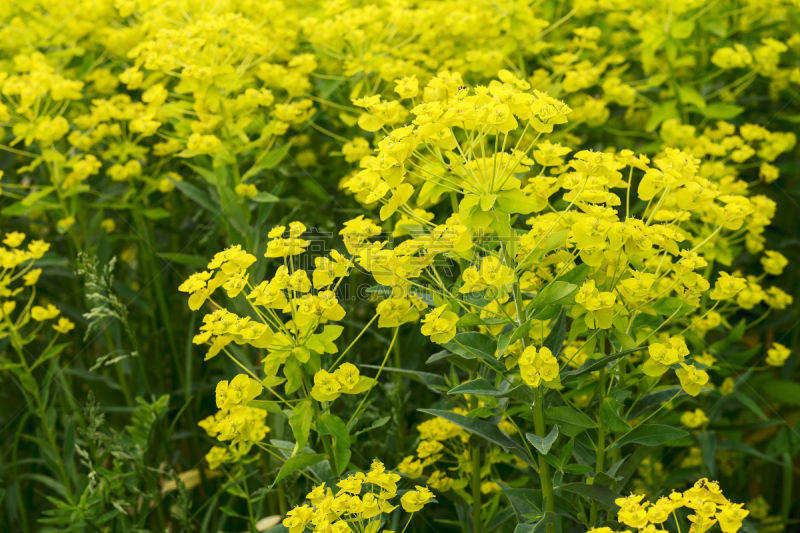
top-left (676, 363), bottom-right (709, 397)
top-left (53, 317), bottom-right (75, 334)
top-left (23, 268), bottom-right (42, 286)
top-left (709, 272), bottom-right (747, 300)
top-left (3, 232), bottom-right (25, 247)
top-left (57, 217), bottom-right (76, 232)
top-left (518, 346), bottom-right (560, 388)
top-left (428, 471), bottom-right (454, 491)
top-left (480, 481), bottom-right (500, 494)
top-left (400, 486), bottom-right (434, 512)
top-left (187, 133), bottom-right (222, 154)
top-left (765, 343), bottom-right (790, 366)
top-left (680, 409), bottom-right (709, 428)
top-left (235, 183), bottom-right (258, 198)
top-left (31, 304), bottom-right (60, 321)
top-left (717, 502), bottom-right (749, 533)
top-left (720, 377), bottom-right (735, 396)
top-left (311, 369), bottom-right (343, 402)
top-left (215, 374), bottom-right (263, 410)
top-left (397, 456), bottom-right (423, 479)
top-left (282, 505), bottom-right (314, 533)
top-left (100, 218), bottom-right (116, 233)
top-left (420, 305), bottom-right (458, 343)
top-left (760, 250), bottom-right (787, 276)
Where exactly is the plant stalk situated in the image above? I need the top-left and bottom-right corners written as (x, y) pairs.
top-left (589, 367), bottom-right (607, 528)
top-left (532, 387), bottom-right (556, 533)
top-left (469, 372), bottom-right (482, 533)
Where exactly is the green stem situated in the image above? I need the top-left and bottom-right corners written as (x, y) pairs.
top-left (469, 372), bottom-right (482, 533)
top-left (588, 367), bottom-right (607, 528)
top-left (301, 370), bottom-right (338, 474)
top-left (781, 428), bottom-right (794, 523)
top-left (502, 230), bottom-right (555, 533)
top-left (533, 387), bottom-right (556, 533)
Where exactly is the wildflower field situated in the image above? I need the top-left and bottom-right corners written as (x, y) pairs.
top-left (2, 1), bottom-right (800, 532)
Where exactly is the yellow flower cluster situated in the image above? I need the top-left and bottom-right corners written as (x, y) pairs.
top-left (0, 233), bottom-right (74, 339)
top-left (397, 410), bottom-right (516, 496)
top-left (311, 363), bottom-right (375, 402)
top-left (613, 479), bottom-right (749, 533)
top-left (282, 461), bottom-right (431, 533)
top-left (332, 70), bottom-right (792, 407)
top-left (199, 374), bottom-right (269, 474)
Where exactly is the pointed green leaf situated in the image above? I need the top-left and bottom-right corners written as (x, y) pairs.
top-left (272, 453), bottom-right (325, 486)
top-left (610, 424), bottom-right (689, 449)
top-left (289, 399), bottom-right (314, 456)
top-left (546, 406), bottom-right (597, 437)
top-left (526, 425), bottom-right (559, 455)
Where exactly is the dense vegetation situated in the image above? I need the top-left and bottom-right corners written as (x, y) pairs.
top-left (1, 1), bottom-right (799, 533)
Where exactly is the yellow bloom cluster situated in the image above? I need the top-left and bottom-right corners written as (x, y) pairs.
top-left (311, 363), bottom-right (375, 402)
top-left (0, 234), bottom-right (74, 339)
top-left (397, 410), bottom-right (518, 496)
top-left (282, 460), bottom-right (430, 533)
top-left (332, 70), bottom-right (792, 406)
top-left (614, 479), bottom-right (749, 533)
top-left (199, 375), bottom-right (269, 473)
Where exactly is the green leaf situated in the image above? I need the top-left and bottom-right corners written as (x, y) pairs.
top-left (561, 347), bottom-right (646, 380)
top-left (441, 332), bottom-right (497, 359)
top-left (317, 414), bottom-right (351, 475)
top-left (448, 378), bottom-right (500, 397)
top-left (610, 424), bottom-right (688, 449)
top-left (353, 416), bottom-right (391, 437)
top-left (289, 399), bottom-right (314, 456)
top-left (542, 308), bottom-right (567, 357)
top-left (21, 186), bottom-right (55, 206)
top-left (441, 332), bottom-right (505, 373)
top-left (646, 100), bottom-right (679, 132)
top-left (502, 489), bottom-right (578, 519)
top-left (19, 372), bottom-right (39, 396)
top-left (678, 85), bottom-right (705, 109)
top-left (503, 384), bottom-right (536, 404)
top-left (527, 282), bottom-right (577, 312)
top-left (699, 430), bottom-right (717, 479)
top-left (510, 320), bottom-right (532, 344)
top-left (2, 200), bottom-right (61, 216)
top-left (716, 440), bottom-right (785, 466)
top-left (272, 453), bottom-right (325, 486)
top-left (558, 483), bottom-right (621, 511)
top-left (702, 103), bottom-right (744, 119)
top-left (363, 366), bottom-right (446, 393)
top-left (555, 264), bottom-right (589, 286)
top-left (526, 425), bottom-right (559, 455)
top-left (419, 409), bottom-right (533, 466)
top-left (31, 343), bottom-right (70, 371)
top-left (457, 313), bottom-right (507, 327)
top-left (731, 390), bottom-right (767, 421)
top-left (171, 179), bottom-right (218, 213)
top-left (247, 400), bottom-right (285, 416)
top-left (651, 297), bottom-right (695, 318)
top-left (515, 512), bottom-right (556, 533)
top-left (252, 191), bottom-right (280, 203)
top-left (156, 253), bottom-right (209, 269)
top-left (242, 143), bottom-right (292, 181)
top-left (141, 207), bottom-right (170, 220)
top-left (545, 406), bottom-right (597, 437)
top-left (564, 464), bottom-right (594, 474)
top-left (670, 19), bottom-right (695, 39)
top-left (601, 398), bottom-right (632, 433)
top-left (628, 386), bottom-right (682, 420)
top-left (766, 380), bottom-right (800, 406)
top-left (556, 437), bottom-right (574, 469)
top-left (307, 326), bottom-right (343, 354)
